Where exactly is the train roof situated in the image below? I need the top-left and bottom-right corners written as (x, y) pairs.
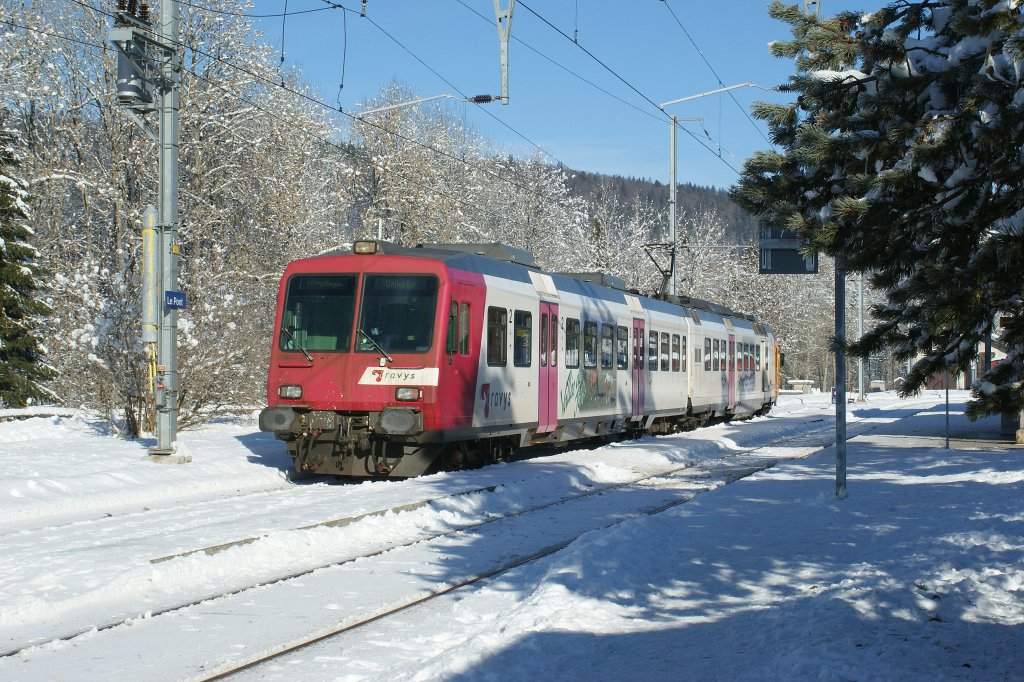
top-left (314, 240), bottom-right (766, 330)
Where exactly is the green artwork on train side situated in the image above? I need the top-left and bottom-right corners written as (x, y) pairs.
top-left (560, 367), bottom-right (617, 415)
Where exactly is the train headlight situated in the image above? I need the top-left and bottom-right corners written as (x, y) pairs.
top-left (278, 384), bottom-right (303, 399)
top-left (353, 240), bottom-right (379, 255)
top-left (395, 387), bottom-right (422, 401)
top-left (376, 407), bottom-right (422, 435)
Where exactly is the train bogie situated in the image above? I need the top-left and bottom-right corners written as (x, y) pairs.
top-left (259, 241), bottom-right (779, 478)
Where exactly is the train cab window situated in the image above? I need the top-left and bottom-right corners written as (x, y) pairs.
top-left (565, 318), bottom-right (581, 368)
top-left (486, 307), bottom-right (507, 366)
top-left (459, 303), bottom-right (470, 355)
top-left (282, 274), bottom-right (357, 353)
top-left (660, 333), bottom-right (670, 372)
top-left (583, 321), bottom-right (598, 368)
top-left (704, 338), bottom-right (712, 371)
top-left (713, 339), bottom-right (720, 372)
top-left (600, 324), bottom-right (614, 370)
top-left (648, 330), bottom-right (659, 371)
top-left (513, 310), bottom-right (532, 367)
top-left (357, 274), bottom-right (438, 353)
top-left (671, 334), bottom-right (681, 372)
top-left (616, 326), bottom-right (629, 370)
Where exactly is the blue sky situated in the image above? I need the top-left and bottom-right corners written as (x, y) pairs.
top-left (250, 0), bottom-right (872, 190)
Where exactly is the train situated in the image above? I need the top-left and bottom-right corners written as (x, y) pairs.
top-left (258, 240), bottom-right (781, 477)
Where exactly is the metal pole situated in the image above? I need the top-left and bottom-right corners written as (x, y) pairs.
top-left (835, 263), bottom-right (848, 499)
top-left (668, 115), bottom-right (677, 297)
top-left (858, 273), bottom-right (865, 400)
top-left (493, 0), bottom-right (515, 104)
top-left (154, 0), bottom-right (180, 455)
top-left (945, 372), bottom-right (950, 449)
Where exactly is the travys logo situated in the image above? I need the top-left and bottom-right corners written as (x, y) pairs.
top-left (358, 367), bottom-right (439, 386)
top-left (480, 383), bottom-right (512, 418)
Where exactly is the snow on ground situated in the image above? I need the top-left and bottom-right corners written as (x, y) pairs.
top-left (1, 391), bottom-right (1022, 681)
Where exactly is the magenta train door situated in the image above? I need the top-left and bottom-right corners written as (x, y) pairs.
top-left (538, 302), bottom-right (559, 432)
top-left (632, 318), bottom-right (645, 422)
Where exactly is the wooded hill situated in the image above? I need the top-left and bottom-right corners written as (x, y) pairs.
top-left (564, 170), bottom-right (759, 244)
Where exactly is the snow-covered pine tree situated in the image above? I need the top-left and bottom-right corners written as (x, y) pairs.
top-left (731, 0), bottom-right (1024, 420)
top-left (0, 118), bottom-right (53, 407)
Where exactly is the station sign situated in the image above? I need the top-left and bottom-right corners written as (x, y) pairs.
top-left (164, 290), bottom-right (187, 310)
top-left (758, 227), bottom-right (818, 274)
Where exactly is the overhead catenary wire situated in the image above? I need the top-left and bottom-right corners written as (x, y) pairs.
top-left (336, 6), bottom-right (347, 106)
top-left (320, 0), bottom-right (572, 174)
top-left (512, 0), bottom-right (739, 174)
top-left (660, 0), bottom-right (774, 148)
top-left (175, 0), bottom-right (332, 19)
top-left (0, 16), bottom-right (537, 227)
top-left (8, 4), bottom-right (588, 215)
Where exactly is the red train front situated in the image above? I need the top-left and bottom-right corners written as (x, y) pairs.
top-left (259, 240), bottom-right (485, 477)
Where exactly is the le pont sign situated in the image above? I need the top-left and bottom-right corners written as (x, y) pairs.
top-left (164, 290), bottom-right (187, 310)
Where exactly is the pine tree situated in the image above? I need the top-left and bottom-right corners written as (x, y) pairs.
top-left (731, 0), bottom-right (1024, 420)
top-left (0, 118), bottom-right (54, 407)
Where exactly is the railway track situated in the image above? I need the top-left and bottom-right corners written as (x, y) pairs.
top-left (0, 404), bottom-right (925, 680)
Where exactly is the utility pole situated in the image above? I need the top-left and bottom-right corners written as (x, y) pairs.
top-left (795, 0), bottom-right (846, 496)
top-left (493, 0), bottom-right (515, 104)
top-left (110, 0), bottom-right (188, 462)
top-left (857, 273), bottom-right (865, 401)
top-left (835, 263), bottom-right (847, 498)
top-left (668, 116), bottom-right (677, 297)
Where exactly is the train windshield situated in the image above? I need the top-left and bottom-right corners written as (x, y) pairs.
top-left (357, 275), bottom-right (439, 353)
top-left (281, 275), bottom-right (357, 352)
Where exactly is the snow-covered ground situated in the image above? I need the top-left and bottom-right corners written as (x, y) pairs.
top-left (0, 391), bottom-right (1021, 681)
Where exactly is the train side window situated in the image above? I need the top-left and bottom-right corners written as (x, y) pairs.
top-left (681, 336), bottom-right (687, 373)
top-left (600, 324), bottom-right (614, 369)
top-left (729, 339), bottom-right (736, 372)
top-left (446, 301), bottom-right (458, 354)
top-left (633, 326), bottom-right (643, 369)
top-left (757, 342), bottom-right (762, 371)
top-left (704, 338), bottom-right (712, 371)
top-left (583, 321), bottom-right (598, 368)
top-left (540, 313), bottom-right (548, 367)
top-left (660, 332), bottom-right (670, 372)
top-left (513, 310), bottom-right (532, 367)
top-left (616, 326), bottom-right (629, 370)
top-left (671, 334), bottom-right (680, 372)
top-left (550, 314), bottom-right (558, 367)
top-left (459, 303), bottom-right (470, 355)
top-left (648, 330), bottom-right (659, 371)
top-left (713, 339), bottom-right (720, 372)
top-left (566, 318), bottom-right (580, 368)
top-left (486, 307), bottom-right (507, 366)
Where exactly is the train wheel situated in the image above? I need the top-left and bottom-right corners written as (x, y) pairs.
top-left (437, 442), bottom-right (471, 471)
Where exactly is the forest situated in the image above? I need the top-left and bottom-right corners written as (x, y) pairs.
top-left (0, 0), bottom-right (882, 431)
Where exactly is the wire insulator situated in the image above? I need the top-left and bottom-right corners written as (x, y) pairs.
top-left (117, 0), bottom-right (128, 13)
top-left (127, 0), bottom-right (137, 16)
top-left (139, 1), bottom-right (149, 21)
